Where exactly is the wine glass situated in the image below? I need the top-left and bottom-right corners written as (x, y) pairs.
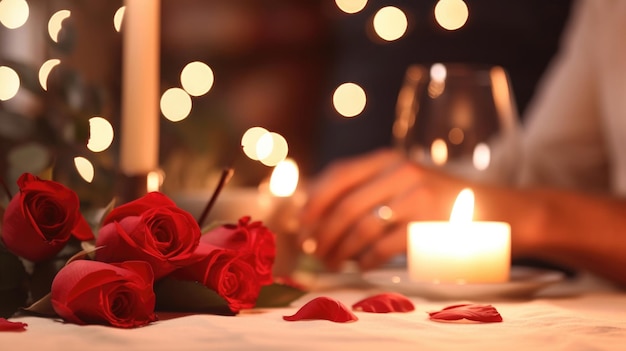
top-left (393, 63), bottom-right (521, 182)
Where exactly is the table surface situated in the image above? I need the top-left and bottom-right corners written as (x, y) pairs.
top-left (3, 270), bottom-right (626, 351)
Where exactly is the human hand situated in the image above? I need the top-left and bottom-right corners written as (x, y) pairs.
top-left (298, 148), bottom-right (467, 271)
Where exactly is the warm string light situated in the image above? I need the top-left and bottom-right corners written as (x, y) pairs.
top-left (48, 10), bottom-right (71, 42)
top-left (0, 66), bottom-right (20, 101)
top-left (3, 1), bottom-right (473, 184)
top-left (241, 127), bottom-right (289, 167)
top-left (372, 6), bottom-right (407, 42)
top-left (0, 0), bottom-right (29, 29)
top-left (434, 0), bottom-right (469, 31)
top-left (87, 117), bottom-right (115, 153)
top-left (38, 59), bottom-right (61, 91)
top-left (333, 82), bottom-right (366, 118)
top-left (335, 0), bottom-right (367, 14)
top-left (334, 1), bottom-right (469, 123)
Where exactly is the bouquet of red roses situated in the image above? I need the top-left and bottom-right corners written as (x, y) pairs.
top-left (0, 173), bottom-right (301, 328)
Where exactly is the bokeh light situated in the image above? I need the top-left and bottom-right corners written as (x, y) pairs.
top-left (448, 127), bottom-right (464, 145)
top-left (473, 142), bottom-right (491, 170)
top-left (434, 0), bottom-right (469, 31)
top-left (160, 88), bottom-right (192, 122)
top-left (256, 132), bottom-right (274, 161)
top-left (430, 138), bottom-right (448, 166)
top-left (38, 59), bottom-right (61, 91)
top-left (269, 158), bottom-right (299, 197)
top-left (147, 170), bottom-right (163, 192)
top-left (0, 0), bottom-right (29, 29)
top-left (333, 82), bottom-right (366, 118)
top-left (372, 6), bottom-right (408, 41)
top-left (0, 66), bottom-right (20, 101)
top-left (87, 117), bottom-right (114, 152)
top-left (113, 6), bottom-right (125, 32)
top-left (180, 61), bottom-right (214, 97)
top-left (259, 132), bottom-right (289, 167)
top-left (48, 10), bottom-right (71, 43)
top-left (335, 0), bottom-right (367, 14)
top-left (241, 126), bottom-right (270, 161)
top-left (428, 63), bottom-right (447, 98)
top-left (74, 157), bottom-right (95, 183)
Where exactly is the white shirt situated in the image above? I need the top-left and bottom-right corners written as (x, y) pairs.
top-left (516, 0), bottom-right (626, 195)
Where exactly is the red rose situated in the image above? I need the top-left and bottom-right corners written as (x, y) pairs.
top-left (202, 216), bottom-right (275, 285)
top-left (95, 192), bottom-right (201, 279)
top-left (175, 242), bottom-right (262, 313)
top-left (51, 260), bottom-right (157, 328)
top-left (1, 173), bottom-right (93, 262)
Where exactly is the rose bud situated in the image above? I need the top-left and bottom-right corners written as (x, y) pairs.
top-left (96, 192), bottom-right (201, 279)
top-left (51, 260), bottom-right (157, 328)
top-left (1, 173), bottom-right (93, 262)
top-left (202, 216), bottom-right (275, 285)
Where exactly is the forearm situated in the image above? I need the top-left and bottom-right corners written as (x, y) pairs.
top-left (476, 185), bottom-right (626, 287)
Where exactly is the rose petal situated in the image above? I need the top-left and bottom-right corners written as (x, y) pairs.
top-left (352, 292), bottom-right (415, 313)
top-left (428, 304), bottom-right (503, 323)
top-left (283, 296), bottom-right (358, 323)
top-left (0, 318), bottom-right (28, 332)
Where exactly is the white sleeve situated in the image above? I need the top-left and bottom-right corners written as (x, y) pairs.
top-left (516, 0), bottom-right (609, 191)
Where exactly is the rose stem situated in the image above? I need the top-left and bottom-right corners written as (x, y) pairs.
top-left (197, 167), bottom-right (234, 228)
top-left (0, 178), bottom-right (12, 199)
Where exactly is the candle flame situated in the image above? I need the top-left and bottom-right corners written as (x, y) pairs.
top-left (147, 171), bottom-right (163, 192)
top-left (449, 188), bottom-right (474, 223)
top-left (269, 158), bottom-right (299, 197)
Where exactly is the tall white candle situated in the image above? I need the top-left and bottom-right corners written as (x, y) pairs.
top-left (407, 189), bottom-right (511, 283)
top-left (120, 0), bottom-right (160, 175)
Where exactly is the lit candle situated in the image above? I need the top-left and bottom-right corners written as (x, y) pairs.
top-left (407, 188), bottom-right (510, 283)
top-left (119, 0), bottom-right (160, 175)
top-left (265, 158), bottom-right (307, 276)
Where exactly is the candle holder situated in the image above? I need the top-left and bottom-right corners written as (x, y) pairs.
top-left (115, 170), bottom-right (162, 205)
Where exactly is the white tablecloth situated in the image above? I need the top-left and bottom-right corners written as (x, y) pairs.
top-left (4, 272), bottom-right (626, 351)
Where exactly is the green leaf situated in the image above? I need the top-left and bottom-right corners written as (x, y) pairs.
top-left (21, 293), bottom-right (56, 317)
top-left (96, 197), bottom-right (117, 232)
top-left (255, 283), bottom-right (307, 308)
top-left (0, 245), bottom-right (28, 318)
top-left (154, 278), bottom-right (235, 316)
top-left (154, 278), bottom-right (307, 315)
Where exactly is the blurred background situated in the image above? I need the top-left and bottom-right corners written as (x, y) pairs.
top-left (0, 0), bottom-right (572, 207)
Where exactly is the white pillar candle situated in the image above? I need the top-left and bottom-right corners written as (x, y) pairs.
top-left (407, 189), bottom-right (511, 283)
top-left (120, 0), bottom-right (160, 175)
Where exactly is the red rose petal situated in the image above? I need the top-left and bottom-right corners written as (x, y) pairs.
top-left (428, 304), bottom-right (503, 323)
top-left (352, 292), bottom-right (415, 313)
top-left (0, 318), bottom-right (28, 332)
top-left (283, 296), bottom-right (358, 323)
